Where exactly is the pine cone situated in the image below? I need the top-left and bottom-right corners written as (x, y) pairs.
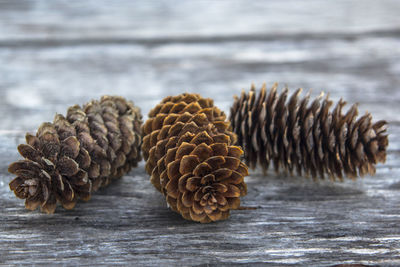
top-left (9, 96), bottom-right (142, 213)
top-left (142, 93), bottom-right (248, 223)
top-left (230, 83), bottom-right (388, 180)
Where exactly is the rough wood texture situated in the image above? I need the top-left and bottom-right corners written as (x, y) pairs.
top-left (1, 0), bottom-right (400, 266)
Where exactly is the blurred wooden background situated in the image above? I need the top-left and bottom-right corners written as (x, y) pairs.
top-left (0, 0), bottom-right (399, 266)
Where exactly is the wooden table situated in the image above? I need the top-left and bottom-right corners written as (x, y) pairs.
top-left (1, 1), bottom-right (399, 266)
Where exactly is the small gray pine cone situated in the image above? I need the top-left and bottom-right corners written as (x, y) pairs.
top-left (142, 93), bottom-right (248, 223)
top-left (230, 83), bottom-right (388, 180)
top-left (9, 96), bottom-right (142, 213)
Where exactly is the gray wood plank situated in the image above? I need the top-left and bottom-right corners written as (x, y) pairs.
top-left (1, 0), bottom-right (400, 41)
top-left (0, 1), bottom-right (399, 266)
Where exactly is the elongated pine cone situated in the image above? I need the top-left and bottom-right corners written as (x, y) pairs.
top-left (142, 93), bottom-right (248, 223)
top-left (9, 96), bottom-right (142, 213)
top-left (230, 83), bottom-right (388, 180)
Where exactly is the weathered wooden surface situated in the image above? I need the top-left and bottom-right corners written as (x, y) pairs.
top-left (1, 0), bottom-right (400, 266)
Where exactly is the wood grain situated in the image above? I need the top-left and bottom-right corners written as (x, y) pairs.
top-left (1, 0), bottom-right (400, 266)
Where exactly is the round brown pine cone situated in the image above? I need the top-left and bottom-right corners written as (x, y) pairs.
top-left (9, 96), bottom-right (142, 213)
top-left (142, 93), bottom-right (248, 223)
top-left (230, 83), bottom-right (388, 180)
